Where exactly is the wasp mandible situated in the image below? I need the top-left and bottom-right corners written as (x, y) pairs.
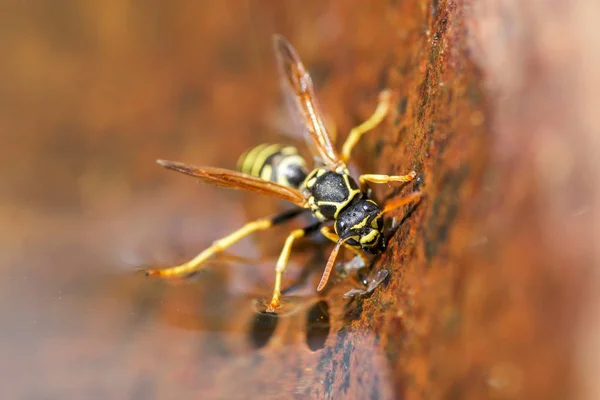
top-left (146, 35), bottom-right (423, 313)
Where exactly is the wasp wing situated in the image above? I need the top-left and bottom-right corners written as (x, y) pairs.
top-left (272, 34), bottom-right (344, 169)
top-left (157, 160), bottom-right (308, 207)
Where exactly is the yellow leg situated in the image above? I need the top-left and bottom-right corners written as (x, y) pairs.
top-left (381, 191), bottom-right (424, 214)
top-left (340, 89), bottom-right (393, 163)
top-left (266, 228), bottom-right (307, 313)
top-left (146, 219), bottom-right (272, 278)
top-left (359, 172), bottom-right (417, 188)
top-left (320, 226), bottom-right (369, 265)
top-left (146, 208), bottom-right (304, 278)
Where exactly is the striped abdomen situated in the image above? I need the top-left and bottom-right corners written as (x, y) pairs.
top-left (237, 143), bottom-right (308, 189)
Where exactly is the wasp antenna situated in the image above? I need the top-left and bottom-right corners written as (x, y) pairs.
top-left (317, 237), bottom-right (350, 291)
top-left (380, 190), bottom-right (425, 216)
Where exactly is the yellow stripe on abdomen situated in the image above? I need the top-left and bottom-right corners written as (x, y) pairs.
top-left (236, 143), bottom-right (308, 189)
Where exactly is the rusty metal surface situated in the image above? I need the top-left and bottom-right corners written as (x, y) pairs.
top-left (1, 0), bottom-right (598, 399)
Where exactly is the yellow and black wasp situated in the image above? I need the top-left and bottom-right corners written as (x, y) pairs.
top-left (146, 34), bottom-right (423, 313)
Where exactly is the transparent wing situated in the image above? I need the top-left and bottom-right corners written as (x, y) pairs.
top-left (157, 160), bottom-right (308, 207)
top-left (272, 34), bottom-right (344, 169)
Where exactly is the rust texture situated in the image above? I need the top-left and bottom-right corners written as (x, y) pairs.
top-left (1, 0), bottom-right (598, 399)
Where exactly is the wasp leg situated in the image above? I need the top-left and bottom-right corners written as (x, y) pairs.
top-left (320, 226), bottom-right (369, 265)
top-left (266, 222), bottom-right (322, 313)
top-left (359, 172), bottom-right (417, 190)
top-left (146, 208), bottom-right (306, 278)
top-left (381, 191), bottom-right (424, 214)
top-left (340, 89), bottom-right (393, 164)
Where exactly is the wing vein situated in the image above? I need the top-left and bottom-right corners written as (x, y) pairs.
top-left (157, 160), bottom-right (307, 207)
top-left (273, 34), bottom-right (344, 169)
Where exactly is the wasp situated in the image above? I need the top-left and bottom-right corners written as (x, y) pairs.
top-left (146, 34), bottom-right (423, 313)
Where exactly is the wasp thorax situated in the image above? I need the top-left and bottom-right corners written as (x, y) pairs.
top-left (304, 169), bottom-right (361, 221)
top-left (335, 199), bottom-right (384, 254)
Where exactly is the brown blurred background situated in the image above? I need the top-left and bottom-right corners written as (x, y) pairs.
top-left (1, 0), bottom-right (599, 399)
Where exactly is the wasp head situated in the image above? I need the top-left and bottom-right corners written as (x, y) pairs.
top-left (335, 199), bottom-right (384, 254)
